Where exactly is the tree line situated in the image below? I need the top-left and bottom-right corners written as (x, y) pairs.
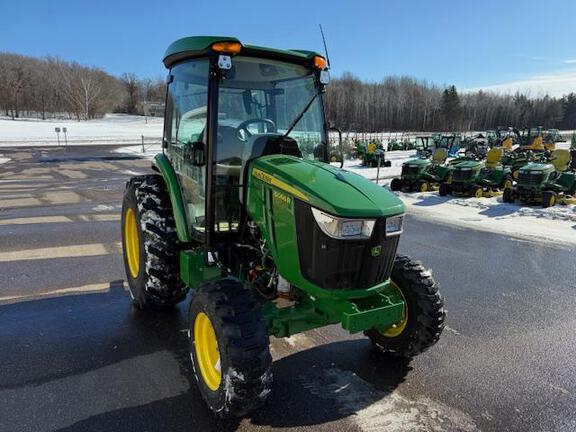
top-left (0, 52), bottom-right (165, 120)
top-left (324, 72), bottom-right (576, 131)
top-left (2, 52), bottom-right (576, 131)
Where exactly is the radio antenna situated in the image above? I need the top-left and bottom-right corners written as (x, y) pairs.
top-left (319, 24), bottom-right (331, 69)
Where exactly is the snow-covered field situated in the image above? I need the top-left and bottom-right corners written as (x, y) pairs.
top-left (0, 114), bottom-right (162, 146)
top-left (1, 114), bottom-right (574, 246)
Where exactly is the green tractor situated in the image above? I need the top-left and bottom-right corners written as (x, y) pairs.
top-left (503, 149), bottom-right (576, 207)
top-left (121, 36), bottom-right (445, 417)
top-left (355, 140), bottom-right (392, 167)
top-left (439, 148), bottom-right (513, 197)
top-left (390, 147), bottom-right (454, 192)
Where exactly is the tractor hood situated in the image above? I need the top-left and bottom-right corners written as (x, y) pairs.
top-left (520, 162), bottom-right (554, 173)
top-left (452, 160), bottom-right (484, 169)
top-left (250, 155), bottom-right (405, 218)
top-left (403, 158), bottom-right (430, 167)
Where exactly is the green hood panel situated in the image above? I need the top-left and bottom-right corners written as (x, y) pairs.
top-left (251, 156), bottom-right (405, 218)
top-left (403, 158), bottom-right (430, 167)
top-left (521, 162), bottom-right (554, 172)
top-left (452, 160), bottom-right (484, 169)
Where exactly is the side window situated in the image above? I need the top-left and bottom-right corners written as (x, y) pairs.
top-left (165, 59), bottom-right (209, 240)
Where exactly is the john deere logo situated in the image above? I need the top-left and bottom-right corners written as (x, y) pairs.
top-left (371, 246), bottom-right (382, 257)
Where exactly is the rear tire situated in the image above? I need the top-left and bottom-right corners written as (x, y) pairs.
top-left (502, 187), bottom-right (514, 203)
top-left (189, 278), bottom-right (272, 417)
top-left (365, 255), bottom-right (445, 358)
top-left (438, 182), bottom-right (448, 196)
top-left (121, 175), bottom-right (188, 309)
top-left (417, 180), bottom-right (430, 193)
top-left (384, 160), bottom-right (392, 167)
top-left (390, 178), bottom-right (401, 191)
top-left (470, 185), bottom-right (484, 198)
top-left (500, 174), bottom-right (513, 190)
top-left (542, 190), bottom-right (557, 208)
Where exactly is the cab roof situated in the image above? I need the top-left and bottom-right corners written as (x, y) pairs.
top-left (163, 36), bottom-right (322, 68)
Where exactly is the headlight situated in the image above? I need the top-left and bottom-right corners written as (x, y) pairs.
top-left (385, 214), bottom-right (404, 236)
top-left (460, 167), bottom-right (472, 171)
top-left (311, 208), bottom-right (375, 240)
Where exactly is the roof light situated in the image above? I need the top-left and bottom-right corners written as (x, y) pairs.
top-left (313, 55), bottom-right (327, 69)
top-left (211, 41), bottom-right (242, 55)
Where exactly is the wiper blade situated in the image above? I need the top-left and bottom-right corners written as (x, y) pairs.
top-left (283, 92), bottom-right (318, 138)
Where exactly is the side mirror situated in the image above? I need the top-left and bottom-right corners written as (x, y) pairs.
top-left (185, 141), bottom-right (206, 166)
top-left (328, 127), bottom-right (343, 168)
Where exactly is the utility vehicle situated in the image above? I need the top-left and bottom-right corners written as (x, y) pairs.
top-left (121, 36), bottom-right (445, 417)
top-left (503, 149), bottom-right (575, 207)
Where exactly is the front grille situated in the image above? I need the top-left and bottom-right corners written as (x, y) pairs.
top-left (294, 200), bottom-right (399, 290)
top-left (518, 172), bottom-right (543, 186)
top-left (402, 165), bottom-right (419, 177)
top-left (452, 169), bottom-right (472, 181)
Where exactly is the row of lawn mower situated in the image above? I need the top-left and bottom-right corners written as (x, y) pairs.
top-left (390, 143), bottom-right (576, 208)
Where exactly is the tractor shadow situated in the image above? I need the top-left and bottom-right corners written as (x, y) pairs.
top-left (250, 340), bottom-right (412, 429)
top-left (408, 192), bottom-right (450, 207)
top-left (0, 286), bottom-right (410, 432)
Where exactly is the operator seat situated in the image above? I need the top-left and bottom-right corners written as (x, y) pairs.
top-left (431, 147), bottom-right (448, 164)
top-left (485, 147), bottom-right (503, 169)
top-left (239, 134), bottom-right (302, 203)
top-left (550, 149), bottom-right (571, 172)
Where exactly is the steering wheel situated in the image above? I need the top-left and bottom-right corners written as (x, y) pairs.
top-left (236, 118), bottom-right (276, 142)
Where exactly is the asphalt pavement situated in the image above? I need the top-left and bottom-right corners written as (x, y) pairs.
top-left (0, 145), bottom-right (575, 432)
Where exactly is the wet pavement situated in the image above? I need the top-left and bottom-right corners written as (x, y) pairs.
top-left (0, 145), bottom-right (575, 432)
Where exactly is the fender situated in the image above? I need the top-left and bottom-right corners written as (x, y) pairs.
top-left (152, 154), bottom-right (190, 243)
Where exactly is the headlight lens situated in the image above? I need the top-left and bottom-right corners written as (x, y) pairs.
top-left (311, 208), bottom-right (375, 239)
top-left (385, 214), bottom-right (404, 236)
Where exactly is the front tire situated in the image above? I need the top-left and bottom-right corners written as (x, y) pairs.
top-left (542, 190), bottom-right (557, 208)
top-left (121, 175), bottom-right (188, 309)
top-left (189, 278), bottom-right (272, 417)
top-left (365, 255), bottom-right (445, 358)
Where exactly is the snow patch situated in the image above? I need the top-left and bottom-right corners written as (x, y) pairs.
top-left (0, 114), bottom-right (162, 147)
top-left (301, 368), bottom-right (479, 432)
top-left (92, 204), bottom-right (117, 212)
top-left (0, 154), bottom-right (9, 165)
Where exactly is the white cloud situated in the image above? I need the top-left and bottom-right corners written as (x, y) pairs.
top-left (563, 59), bottom-right (576, 64)
top-left (465, 70), bottom-right (576, 97)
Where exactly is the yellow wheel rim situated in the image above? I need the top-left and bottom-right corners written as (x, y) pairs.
top-left (513, 170), bottom-right (519, 179)
top-left (504, 179), bottom-right (513, 189)
top-left (382, 281), bottom-right (408, 338)
top-left (475, 187), bottom-right (483, 198)
top-left (124, 208), bottom-right (140, 278)
top-left (420, 182), bottom-right (428, 192)
top-left (550, 195), bottom-right (556, 207)
top-left (194, 312), bottom-right (221, 391)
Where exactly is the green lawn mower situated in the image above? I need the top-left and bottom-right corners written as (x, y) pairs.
top-left (503, 149), bottom-right (576, 207)
top-left (439, 148), bottom-right (513, 197)
top-left (390, 148), bottom-right (454, 192)
top-left (121, 36), bottom-right (445, 418)
top-left (355, 140), bottom-right (392, 167)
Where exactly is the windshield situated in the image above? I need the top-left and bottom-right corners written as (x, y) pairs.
top-left (216, 56), bottom-right (326, 164)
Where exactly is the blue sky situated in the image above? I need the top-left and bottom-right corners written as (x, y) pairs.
top-left (1, 0), bottom-right (575, 95)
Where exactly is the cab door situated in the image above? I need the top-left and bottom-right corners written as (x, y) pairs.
top-left (164, 59), bottom-right (210, 241)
